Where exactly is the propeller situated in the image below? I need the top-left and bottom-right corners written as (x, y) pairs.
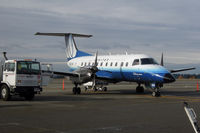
top-left (90, 51), bottom-right (99, 89)
top-left (90, 51), bottom-right (99, 73)
top-left (160, 53), bottom-right (164, 66)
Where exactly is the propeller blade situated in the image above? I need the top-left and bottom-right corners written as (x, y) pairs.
top-left (90, 51), bottom-right (99, 73)
top-left (170, 67), bottom-right (195, 73)
top-left (94, 51), bottom-right (98, 67)
top-left (161, 53), bottom-right (164, 66)
top-left (91, 74), bottom-right (96, 89)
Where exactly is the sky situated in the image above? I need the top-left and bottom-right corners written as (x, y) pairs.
top-left (0, 0), bottom-right (199, 73)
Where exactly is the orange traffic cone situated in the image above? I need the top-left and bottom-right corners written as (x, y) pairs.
top-left (62, 79), bottom-right (65, 90)
top-left (197, 81), bottom-right (199, 92)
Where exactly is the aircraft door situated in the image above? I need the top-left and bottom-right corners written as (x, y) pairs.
top-left (132, 59), bottom-right (141, 81)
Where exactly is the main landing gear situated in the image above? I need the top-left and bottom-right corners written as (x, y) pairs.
top-left (136, 84), bottom-right (144, 93)
top-left (72, 84), bottom-right (81, 95)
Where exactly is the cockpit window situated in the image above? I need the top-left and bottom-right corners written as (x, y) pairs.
top-left (141, 58), bottom-right (158, 65)
top-left (132, 59), bottom-right (139, 65)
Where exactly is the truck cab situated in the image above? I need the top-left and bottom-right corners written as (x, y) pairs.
top-left (0, 59), bottom-right (42, 101)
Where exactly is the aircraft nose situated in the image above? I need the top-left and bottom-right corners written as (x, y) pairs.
top-left (163, 73), bottom-right (176, 83)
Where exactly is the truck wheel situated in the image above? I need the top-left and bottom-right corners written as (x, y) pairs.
top-left (25, 92), bottom-right (35, 101)
top-left (1, 84), bottom-right (11, 101)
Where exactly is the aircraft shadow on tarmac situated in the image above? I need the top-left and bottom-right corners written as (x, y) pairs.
top-left (2, 89), bottom-right (199, 102)
top-left (79, 89), bottom-right (200, 97)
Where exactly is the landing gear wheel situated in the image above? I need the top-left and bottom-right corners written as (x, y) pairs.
top-left (73, 87), bottom-right (77, 94)
top-left (94, 86), bottom-right (97, 92)
top-left (103, 87), bottom-right (107, 92)
top-left (73, 87), bottom-right (81, 95)
top-left (152, 91), bottom-right (161, 97)
top-left (77, 87), bottom-right (81, 94)
top-left (136, 86), bottom-right (144, 93)
top-left (1, 85), bottom-right (11, 101)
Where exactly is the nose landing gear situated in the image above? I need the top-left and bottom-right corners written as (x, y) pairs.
top-left (152, 88), bottom-right (161, 97)
top-left (151, 83), bottom-right (162, 97)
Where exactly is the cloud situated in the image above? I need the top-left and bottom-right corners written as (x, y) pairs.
top-left (0, 0), bottom-right (199, 73)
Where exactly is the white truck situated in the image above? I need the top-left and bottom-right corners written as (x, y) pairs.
top-left (0, 52), bottom-right (47, 101)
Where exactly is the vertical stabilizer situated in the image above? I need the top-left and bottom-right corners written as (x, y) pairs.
top-left (65, 34), bottom-right (78, 59)
top-left (35, 32), bottom-right (92, 60)
top-left (64, 34), bottom-right (92, 60)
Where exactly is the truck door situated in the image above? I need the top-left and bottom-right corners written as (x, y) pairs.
top-left (3, 62), bottom-right (16, 86)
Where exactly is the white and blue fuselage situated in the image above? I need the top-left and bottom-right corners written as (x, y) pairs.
top-left (67, 54), bottom-right (175, 84)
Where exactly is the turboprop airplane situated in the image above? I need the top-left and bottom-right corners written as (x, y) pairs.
top-left (35, 32), bottom-right (195, 97)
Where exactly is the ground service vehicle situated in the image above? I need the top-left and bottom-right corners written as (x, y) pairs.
top-left (0, 53), bottom-right (43, 101)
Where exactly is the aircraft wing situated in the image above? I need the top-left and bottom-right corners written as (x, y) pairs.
top-left (170, 67), bottom-right (195, 73)
top-left (42, 70), bottom-right (79, 77)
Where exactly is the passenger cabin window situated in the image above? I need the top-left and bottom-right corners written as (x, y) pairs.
top-left (81, 62), bottom-right (83, 66)
top-left (100, 62), bottom-right (103, 66)
top-left (132, 59), bottom-right (139, 65)
top-left (110, 62), bottom-right (113, 66)
top-left (121, 62), bottom-right (124, 67)
top-left (126, 62), bottom-right (128, 67)
top-left (141, 58), bottom-right (158, 65)
top-left (88, 62), bottom-right (90, 66)
top-left (84, 62), bottom-right (87, 66)
top-left (105, 62), bottom-right (108, 66)
top-left (115, 62), bottom-right (118, 66)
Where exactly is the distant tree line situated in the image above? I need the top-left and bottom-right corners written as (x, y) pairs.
top-left (173, 74), bottom-right (200, 79)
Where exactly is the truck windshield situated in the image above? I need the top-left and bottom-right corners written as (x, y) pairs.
top-left (141, 58), bottom-right (158, 65)
top-left (17, 61), bottom-right (40, 74)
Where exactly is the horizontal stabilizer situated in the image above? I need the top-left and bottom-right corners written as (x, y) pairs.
top-left (170, 67), bottom-right (195, 73)
top-left (35, 32), bottom-right (92, 38)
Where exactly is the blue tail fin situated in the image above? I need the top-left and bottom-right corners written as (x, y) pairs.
top-left (65, 34), bottom-right (91, 60)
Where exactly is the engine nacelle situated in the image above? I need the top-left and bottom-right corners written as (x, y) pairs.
top-left (70, 67), bottom-right (93, 84)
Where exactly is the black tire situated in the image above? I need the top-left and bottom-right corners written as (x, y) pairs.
top-left (77, 87), bottom-right (81, 94)
top-left (156, 91), bottom-right (161, 97)
top-left (24, 92), bottom-right (35, 101)
top-left (103, 87), bottom-right (107, 92)
top-left (152, 91), bottom-right (161, 97)
top-left (73, 87), bottom-right (77, 94)
top-left (136, 86), bottom-right (144, 93)
top-left (94, 86), bottom-right (97, 92)
top-left (1, 84), bottom-right (11, 101)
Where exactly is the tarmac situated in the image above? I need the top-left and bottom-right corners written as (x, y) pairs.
top-left (0, 79), bottom-right (200, 133)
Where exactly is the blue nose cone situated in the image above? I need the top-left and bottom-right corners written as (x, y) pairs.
top-left (163, 73), bottom-right (176, 83)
